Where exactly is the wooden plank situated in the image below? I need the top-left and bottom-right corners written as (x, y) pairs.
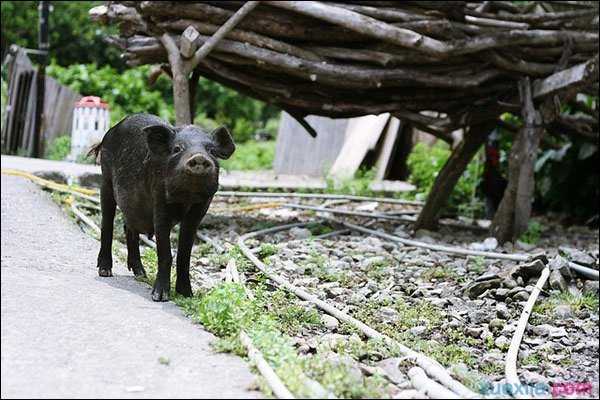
top-left (274, 112), bottom-right (348, 176)
top-left (532, 55), bottom-right (599, 98)
top-left (329, 113), bottom-right (390, 180)
top-left (374, 117), bottom-right (401, 180)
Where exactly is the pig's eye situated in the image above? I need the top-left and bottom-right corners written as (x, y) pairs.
top-left (172, 145), bottom-right (183, 154)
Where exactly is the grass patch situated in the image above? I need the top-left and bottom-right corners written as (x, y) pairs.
top-left (220, 140), bottom-right (275, 171)
top-left (518, 220), bottom-right (543, 245)
top-left (468, 256), bottom-right (487, 274)
top-left (421, 265), bottom-right (458, 282)
top-left (257, 243), bottom-right (279, 259)
top-left (533, 291), bottom-right (599, 316)
top-left (325, 168), bottom-right (377, 196)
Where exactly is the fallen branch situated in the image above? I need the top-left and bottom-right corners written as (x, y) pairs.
top-left (505, 266), bottom-right (551, 398)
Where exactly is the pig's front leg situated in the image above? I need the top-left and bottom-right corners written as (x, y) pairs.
top-left (175, 201), bottom-right (211, 297)
top-left (151, 211), bottom-right (173, 302)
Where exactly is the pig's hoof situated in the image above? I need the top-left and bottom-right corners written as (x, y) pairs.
top-left (130, 264), bottom-right (147, 278)
top-left (176, 282), bottom-right (193, 297)
top-left (151, 282), bottom-right (170, 302)
top-left (98, 267), bottom-right (113, 277)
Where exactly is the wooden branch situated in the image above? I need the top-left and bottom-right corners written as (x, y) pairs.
top-left (179, 26), bottom-right (200, 59)
top-left (160, 33), bottom-right (191, 125)
top-left (505, 266), bottom-right (550, 397)
top-left (532, 54), bottom-right (599, 98)
top-left (188, 1), bottom-right (260, 71)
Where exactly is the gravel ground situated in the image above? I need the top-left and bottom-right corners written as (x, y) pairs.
top-left (54, 191), bottom-right (599, 398)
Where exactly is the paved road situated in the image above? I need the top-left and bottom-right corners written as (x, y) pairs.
top-left (1, 175), bottom-right (261, 398)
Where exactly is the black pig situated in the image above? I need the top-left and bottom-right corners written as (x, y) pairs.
top-left (89, 113), bottom-right (235, 301)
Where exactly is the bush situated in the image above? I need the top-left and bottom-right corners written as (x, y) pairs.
top-left (220, 140), bottom-right (275, 171)
top-left (407, 141), bottom-right (484, 217)
top-left (46, 62), bottom-right (280, 143)
top-left (45, 135), bottom-right (71, 161)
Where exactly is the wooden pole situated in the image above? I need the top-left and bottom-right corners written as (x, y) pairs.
top-left (33, 0), bottom-right (49, 158)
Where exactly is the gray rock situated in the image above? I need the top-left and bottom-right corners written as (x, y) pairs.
top-left (549, 269), bottom-right (568, 292)
top-left (380, 307), bottom-right (399, 322)
top-left (466, 327), bottom-right (483, 338)
top-left (510, 259), bottom-right (545, 279)
top-left (489, 318), bottom-right (505, 332)
top-left (77, 172), bottom-right (103, 188)
top-left (289, 227), bottom-right (311, 240)
top-left (495, 335), bottom-right (510, 349)
top-left (375, 358), bottom-right (408, 385)
top-left (496, 303), bottom-right (510, 319)
top-left (33, 170), bottom-right (68, 184)
top-left (321, 314), bottom-right (340, 330)
top-left (531, 324), bottom-right (551, 336)
top-left (548, 255), bottom-right (573, 279)
top-left (512, 291), bottom-right (530, 302)
top-left (494, 288), bottom-right (510, 300)
top-left (559, 246), bottom-right (596, 266)
top-left (554, 305), bottom-right (574, 319)
top-left (583, 281), bottom-right (599, 296)
top-left (516, 240), bottom-right (536, 251)
top-left (409, 326), bottom-right (427, 336)
top-left (463, 278), bottom-right (502, 299)
top-left (502, 278), bottom-right (519, 289)
top-left (548, 326), bottom-right (567, 338)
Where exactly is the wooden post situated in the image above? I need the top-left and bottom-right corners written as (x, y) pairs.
top-left (414, 121), bottom-right (496, 231)
top-left (33, 0), bottom-right (49, 158)
top-left (491, 78), bottom-right (544, 243)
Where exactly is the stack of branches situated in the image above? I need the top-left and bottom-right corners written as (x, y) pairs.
top-left (91, 1), bottom-right (599, 242)
top-left (91, 1), bottom-right (598, 139)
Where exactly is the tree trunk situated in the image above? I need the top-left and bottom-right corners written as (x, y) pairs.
top-left (414, 121), bottom-right (496, 230)
top-left (491, 78), bottom-right (543, 243)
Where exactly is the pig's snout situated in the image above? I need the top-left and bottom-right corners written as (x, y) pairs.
top-left (184, 154), bottom-right (215, 176)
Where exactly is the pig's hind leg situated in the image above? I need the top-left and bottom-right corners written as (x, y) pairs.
top-left (97, 179), bottom-right (116, 277)
top-left (124, 224), bottom-right (147, 278)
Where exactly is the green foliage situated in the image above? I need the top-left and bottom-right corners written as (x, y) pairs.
top-left (1, 1), bottom-right (122, 68)
top-left (261, 289), bottom-right (321, 336)
top-left (518, 220), bottom-right (543, 244)
top-left (196, 283), bottom-right (255, 336)
top-left (407, 142), bottom-right (485, 217)
top-left (220, 140), bottom-right (275, 171)
top-left (47, 62), bottom-right (175, 125)
top-left (46, 62), bottom-right (279, 144)
top-left (325, 167), bottom-right (376, 196)
top-left (45, 135), bottom-right (71, 161)
top-left (257, 243), bottom-right (279, 259)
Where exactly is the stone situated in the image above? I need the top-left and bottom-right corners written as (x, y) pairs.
top-left (548, 326), bottom-right (567, 338)
top-left (502, 278), bottom-right (519, 289)
top-left (489, 318), bottom-right (505, 332)
top-left (512, 291), bottom-right (530, 302)
top-left (78, 172), bottom-right (103, 188)
top-left (549, 269), bottom-right (568, 292)
top-left (376, 358), bottom-right (408, 385)
top-left (583, 281), bottom-right (599, 296)
top-left (496, 303), bottom-right (510, 319)
top-left (548, 255), bottom-right (573, 279)
top-left (33, 170), bottom-right (68, 184)
top-left (516, 240), bottom-right (536, 251)
top-left (409, 326), bottom-right (427, 336)
top-left (463, 278), bottom-right (502, 299)
top-left (531, 324), bottom-right (551, 336)
top-left (321, 314), bottom-right (339, 330)
top-left (510, 259), bottom-right (545, 279)
top-left (380, 307), bottom-right (399, 322)
top-left (289, 227), bottom-right (311, 239)
top-left (466, 327), bottom-right (483, 338)
top-left (494, 335), bottom-right (510, 349)
top-left (494, 288), bottom-right (510, 299)
top-left (469, 237), bottom-right (498, 251)
top-left (559, 246), bottom-right (596, 266)
top-left (554, 305), bottom-right (574, 319)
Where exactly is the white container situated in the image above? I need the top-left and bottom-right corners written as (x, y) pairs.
top-left (69, 96), bottom-right (110, 161)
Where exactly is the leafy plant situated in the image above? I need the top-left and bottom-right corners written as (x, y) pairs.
top-left (45, 135), bottom-right (71, 160)
top-left (407, 142), bottom-right (485, 217)
top-left (518, 220), bottom-right (543, 244)
top-left (220, 140), bottom-right (275, 171)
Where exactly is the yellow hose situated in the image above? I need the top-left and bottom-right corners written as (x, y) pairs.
top-left (1, 168), bottom-right (99, 197)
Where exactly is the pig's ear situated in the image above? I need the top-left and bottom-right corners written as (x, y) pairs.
top-left (143, 125), bottom-right (174, 156)
top-left (211, 126), bottom-right (235, 160)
